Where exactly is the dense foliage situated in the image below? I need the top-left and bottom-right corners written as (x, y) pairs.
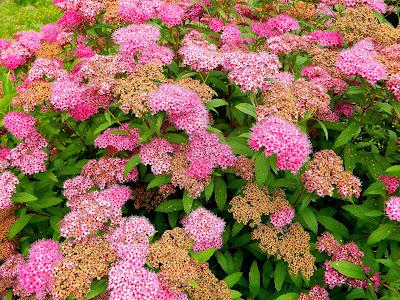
top-left (0, 0), bottom-right (400, 299)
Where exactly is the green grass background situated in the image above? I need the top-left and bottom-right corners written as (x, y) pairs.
top-left (0, 0), bottom-right (60, 39)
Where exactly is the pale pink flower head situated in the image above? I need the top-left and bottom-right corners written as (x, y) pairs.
top-left (8, 141), bottom-right (48, 175)
top-left (95, 123), bottom-right (140, 152)
top-left (221, 24), bottom-right (244, 48)
top-left (270, 207), bottom-right (295, 227)
top-left (186, 130), bottom-right (235, 179)
top-left (0, 171), bottom-right (19, 209)
top-left (385, 196), bottom-right (400, 222)
top-left (108, 262), bottom-right (161, 300)
top-left (336, 39), bottom-right (387, 84)
top-left (159, 3), bottom-right (186, 26)
top-left (249, 116), bottom-right (312, 173)
top-left (299, 286), bottom-right (330, 300)
top-left (3, 112), bottom-right (36, 139)
top-left (118, 0), bottom-right (160, 23)
top-left (137, 44), bottom-right (174, 66)
top-left (39, 23), bottom-right (61, 43)
top-left (140, 138), bottom-right (174, 175)
top-left (27, 58), bottom-right (67, 82)
top-left (17, 240), bottom-right (62, 300)
top-left (182, 207), bottom-right (225, 252)
top-left (387, 74), bottom-right (400, 101)
top-left (63, 175), bottom-right (94, 201)
top-left (113, 24), bottom-right (161, 54)
top-left (107, 216), bottom-right (155, 264)
top-left (14, 30), bottom-right (41, 53)
top-left (317, 232), bottom-right (341, 256)
top-left (251, 14), bottom-right (300, 38)
top-left (50, 78), bottom-right (84, 111)
top-left (149, 83), bottom-right (208, 134)
top-left (344, 0), bottom-right (386, 13)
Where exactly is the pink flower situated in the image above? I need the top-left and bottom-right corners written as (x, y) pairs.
top-left (344, 0), bottom-right (386, 13)
top-left (63, 175), bottom-right (94, 201)
top-left (249, 116), bottom-right (312, 173)
top-left (8, 140), bottom-right (48, 175)
top-left (0, 42), bottom-right (30, 70)
top-left (209, 18), bottom-right (225, 32)
top-left (380, 176), bottom-right (400, 195)
top-left (307, 30), bottom-right (343, 47)
top-left (251, 14), bottom-right (300, 38)
top-left (387, 74), bottom-right (400, 101)
top-left (159, 3), bottom-right (186, 26)
top-left (113, 24), bottom-right (161, 54)
top-left (334, 102), bottom-right (355, 117)
top-left (221, 24), bottom-right (243, 48)
top-left (39, 23), bottom-right (61, 43)
top-left (270, 207), bottom-right (295, 227)
top-left (266, 34), bottom-right (309, 54)
top-left (186, 131), bottom-right (235, 179)
top-left (140, 138), bottom-right (174, 175)
top-left (137, 44), bottom-right (174, 65)
top-left (182, 207), bottom-right (225, 252)
top-left (0, 171), bottom-right (19, 209)
top-left (149, 83), bottom-right (208, 134)
top-left (15, 30), bottom-right (41, 53)
top-left (3, 112), bottom-right (36, 139)
top-left (118, 0), bottom-right (160, 23)
top-left (95, 123), bottom-right (140, 152)
top-left (385, 196), bottom-right (400, 221)
top-left (336, 39), bottom-right (387, 84)
top-left (299, 286), bottom-right (330, 300)
top-left (27, 58), bottom-right (67, 82)
top-left (17, 240), bottom-right (62, 300)
top-left (50, 78), bottom-right (84, 110)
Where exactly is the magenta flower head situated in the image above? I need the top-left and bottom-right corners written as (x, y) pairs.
top-left (182, 207), bottom-right (225, 252)
top-left (3, 112), bottom-right (36, 139)
top-left (385, 196), bottom-right (400, 222)
top-left (94, 123), bottom-right (140, 152)
top-left (249, 116), bottom-right (312, 173)
top-left (0, 171), bottom-right (19, 209)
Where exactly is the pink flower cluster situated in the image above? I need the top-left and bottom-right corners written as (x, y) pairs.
top-left (27, 58), bottom-right (67, 82)
top-left (385, 196), bottom-right (400, 222)
top-left (387, 74), bottom-right (400, 102)
top-left (301, 66), bottom-right (348, 94)
top-left (249, 116), bottom-right (312, 173)
top-left (50, 77), bottom-right (84, 110)
top-left (0, 171), bottom-right (19, 209)
top-left (3, 112), bottom-right (49, 175)
top-left (317, 233), bottom-right (380, 290)
top-left (343, 0), bottom-right (386, 13)
top-left (94, 123), bottom-right (140, 153)
top-left (298, 286), bottom-right (330, 300)
top-left (334, 102), bottom-right (355, 117)
top-left (380, 176), bottom-right (400, 195)
top-left (149, 83), bottom-right (208, 134)
top-left (222, 50), bottom-right (282, 91)
top-left (186, 131), bottom-right (235, 179)
top-left (307, 30), bottom-right (343, 47)
top-left (53, 0), bottom-right (104, 22)
top-left (270, 207), bottom-right (295, 227)
top-left (118, 0), bottom-right (160, 23)
top-left (266, 34), bottom-right (309, 55)
top-left (17, 240), bottom-right (63, 300)
top-left (140, 138), bottom-right (175, 175)
top-left (251, 14), bottom-right (300, 38)
top-left (336, 39), bottom-right (387, 84)
top-left (182, 207), bottom-right (225, 252)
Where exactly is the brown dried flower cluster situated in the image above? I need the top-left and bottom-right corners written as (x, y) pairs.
top-left (114, 62), bottom-right (166, 117)
top-left (229, 183), bottom-right (291, 227)
top-left (309, 46), bottom-right (340, 76)
top-left (102, 0), bottom-right (124, 24)
top-left (257, 83), bottom-right (300, 123)
top-left (131, 185), bottom-right (175, 210)
top-left (232, 155), bottom-right (254, 181)
top-left (301, 149), bottom-right (361, 199)
top-left (257, 79), bottom-right (331, 122)
top-left (252, 222), bottom-right (315, 278)
top-left (35, 42), bottom-right (63, 59)
top-left (148, 228), bottom-right (231, 300)
top-left (0, 207), bottom-right (18, 261)
top-left (171, 145), bottom-right (211, 198)
top-left (176, 77), bottom-right (213, 104)
top-left (12, 81), bottom-right (52, 111)
top-left (284, 1), bottom-right (316, 21)
top-left (52, 236), bottom-right (117, 300)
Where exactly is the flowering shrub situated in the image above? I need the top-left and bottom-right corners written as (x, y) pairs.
top-left (0, 0), bottom-right (400, 299)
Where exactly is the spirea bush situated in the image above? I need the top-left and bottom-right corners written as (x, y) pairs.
top-left (0, 0), bottom-right (399, 299)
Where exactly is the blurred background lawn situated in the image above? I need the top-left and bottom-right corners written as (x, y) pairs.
top-left (0, 0), bottom-right (60, 39)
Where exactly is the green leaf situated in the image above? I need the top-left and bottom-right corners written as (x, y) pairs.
top-left (300, 207), bottom-right (318, 234)
top-left (12, 192), bottom-right (38, 203)
top-left (214, 177), bottom-right (227, 211)
top-left (94, 122), bottom-right (115, 135)
top-left (343, 143), bottom-right (357, 171)
top-left (206, 98), bottom-right (228, 110)
top-left (147, 175), bottom-right (171, 190)
top-left (334, 122), bottom-right (361, 148)
top-left (204, 180), bottom-right (214, 202)
top-left (231, 222), bottom-right (244, 237)
top-left (315, 119), bottom-right (328, 140)
top-left (363, 182), bottom-right (386, 196)
top-left (317, 215), bottom-right (349, 238)
top-left (255, 152), bottom-right (269, 187)
top-left (191, 248), bottom-right (216, 263)
top-left (275, 293), bottom-right (299, 300)
top-left (224, 272), bottom-right (243, 288)
top-left (385, 165), bottom-right (400, 177)
top-left (235, 103), bottom-right (256, 118)
top-left (155, 199), bottom-right (183, 213)
top-left (124, 154), bottom-right (140, 177)
top-left (331, 261), bottom-right (366, 279)
top-left (28, 196), bottom-right (63, 209)
top-left (274, 261), bottom-right (286, 291)
top-left (216, 251), bottom-right (229, 274)
top-left (183, 191), bottom-right (193, 214)
top-left (367, 224), bottom-right (395, 245)
top-left (249, 261), bottom-right (260, 297)
top-left (8, 213), bottom-right (33, 239)
top-left (87, 279), bottom-right (107, 299)
top-left (230, 290), bottom-right (242, 299)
